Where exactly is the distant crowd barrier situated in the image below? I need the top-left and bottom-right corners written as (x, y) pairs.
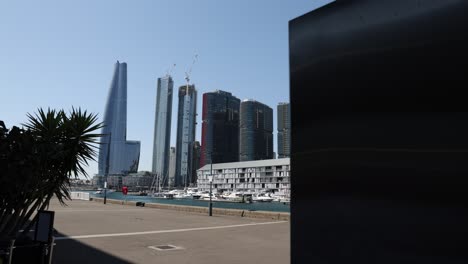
top-left (89, 197), bottom-right (290, 221)
top-left (71, 192), bottom-right (90, 201)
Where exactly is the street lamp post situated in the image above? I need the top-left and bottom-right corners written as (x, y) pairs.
top-left (208, 151), bottom-right (214, 216)
top-left (104, 132), bottom-right (111, 204)
top-left (208, 174), bottom-right (213, 216)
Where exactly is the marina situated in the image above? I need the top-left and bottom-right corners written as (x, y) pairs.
top-left (89, 191), bottom-right (290, 212)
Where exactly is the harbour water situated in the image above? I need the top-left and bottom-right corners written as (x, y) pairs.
top-left (91, 192), bottom-right (290, 212)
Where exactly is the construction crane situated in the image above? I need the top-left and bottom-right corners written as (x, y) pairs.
top-left (166, 63), bottom-right (176, 77)
top-left (185, 54), bottom-right (198, 85)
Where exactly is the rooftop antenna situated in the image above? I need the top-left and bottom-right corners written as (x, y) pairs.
top-left (185, 54), bottom-right (198, 85)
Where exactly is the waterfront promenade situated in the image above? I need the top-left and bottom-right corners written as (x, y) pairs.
top-left (50, 199), bottom-right (289, 264)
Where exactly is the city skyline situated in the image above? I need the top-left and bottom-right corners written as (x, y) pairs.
top-left (0, 0), bottom-right (334, 178)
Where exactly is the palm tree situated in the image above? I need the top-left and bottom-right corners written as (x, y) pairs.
top-left (0, 108), bottom-right (102, 240)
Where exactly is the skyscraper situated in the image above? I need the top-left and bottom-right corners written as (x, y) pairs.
top-left (277, 102), bottom-right (291, 158)
top-left (201, 90), bottom-right (240, 167)
top-left (175, 85), bottom-right (197, 187)
top-left (151, 75), bottom-right (173, 186)
top-left (191, 141), bottom-right (201, 186)
top-left (168, 146), bottom-right (176, 188)
top-left (98, 61), bottom-right (140, 177)
top-left (239, 99), bottom-right (273, 161)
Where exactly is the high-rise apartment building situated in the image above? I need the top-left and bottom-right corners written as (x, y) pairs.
top-left (175, 85), bottom-right (197, 187)
top-left (277, 102), bottom-right (291, 158)
top-left (151, 75), bottom-right (173, 186)
top-left (191, 141), bottom-right (201, 186)
top-left (98, 61), bottom-right (140, 177)
top-left (201, 90), bottom-right (240, 167)
top-left (239, 99), bottom-right (273, 161)
top-left (168, 147), bottom-right (176, 188)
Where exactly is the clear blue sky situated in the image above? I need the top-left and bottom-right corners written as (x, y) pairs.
top-left (0, 0), bottom-right (333, 178)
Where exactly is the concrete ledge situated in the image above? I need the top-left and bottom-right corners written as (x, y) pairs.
top-left (89, 198), bottom-right (290, 221)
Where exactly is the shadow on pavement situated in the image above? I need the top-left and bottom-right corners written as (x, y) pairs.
top-left (53, 231), bottom-right (131, 264)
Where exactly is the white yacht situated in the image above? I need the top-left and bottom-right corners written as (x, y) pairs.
top-left (174, 192), bottom-right (192, 199)
top-left (222, 192), bottom-right (244, 202)
top-left (94, 188), bottom-right (115, 195)
top-left (270, 194), bottom-right (290, 203)
top-left (199, 192), bottom-right (222, 201)
top-left (252, 193), bottom-right (274, 202)
top-left (221, 192), bottom-right (253, 203)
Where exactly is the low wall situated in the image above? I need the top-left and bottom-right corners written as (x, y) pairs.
top-left (70, 192), bottom-right (90, 201)
top-left (90, 197), bottom-right (290, 221)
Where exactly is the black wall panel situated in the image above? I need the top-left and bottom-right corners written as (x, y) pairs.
top-left (289, 1), bottom-right (468, 263)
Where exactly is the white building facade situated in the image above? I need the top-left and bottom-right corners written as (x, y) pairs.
top-left (196, 158), bottom-right (290, 197)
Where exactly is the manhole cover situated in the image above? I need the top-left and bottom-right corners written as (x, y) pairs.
top-left (148, 245), bottom-right (183, 251)
top-left (156, 245), bottom-right (175, 250)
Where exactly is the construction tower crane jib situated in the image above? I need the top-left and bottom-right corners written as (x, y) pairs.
top-left (166, 64), bottom-right (176, 77)
top-left (185, 54), bottom-right (198, 85)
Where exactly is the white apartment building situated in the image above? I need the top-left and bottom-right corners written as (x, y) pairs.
top-left (197, 158), bottom-right (290, 197)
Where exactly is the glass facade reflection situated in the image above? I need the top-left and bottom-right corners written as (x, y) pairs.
top-left (175, 85), bottom-right (197, 187)
top-left (151, 75), bottom-right (173, 186)
top-left (201, 90), bottom-right (240, 167)
top-left (168, 146), bottom-right (176, 188)
top-left (239, 99), bottom-right (273, 161)
top-left (98, 61), bottom-right (140, 177)
top-left (277, 102), bottom-right (291, 158)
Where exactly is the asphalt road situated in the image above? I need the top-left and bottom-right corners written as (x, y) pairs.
top-left (50, 199), bottom-right (290, 264)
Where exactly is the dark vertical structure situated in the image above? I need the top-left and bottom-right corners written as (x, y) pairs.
top-left (201, 90), bottom-right (240, 167)
top-left (277, 102), bottom-right (290, 158)
top-left (239, 100), bottom-right (273, 161)
top-left (191, 141), bottom-right (201, 185)
top-left (290, 0), bottom-right (468, 263)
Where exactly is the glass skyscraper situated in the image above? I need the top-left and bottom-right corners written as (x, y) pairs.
top-left (98, 61), bottom-right (141, 177)
top-left (175, 84), bottom-right (197, 187)
top-left (239, 99), bottom-right (273, 161)
top-left (201, 90), bottom-right (240, 167)
top-left (277, 102), bottom-right (291, 158)
top-left (151, 75), bottom-right (173, 186)
top-left (191, 141), bottom-right (201, 185)
top-left (168, 146), bottom-right (176, 188)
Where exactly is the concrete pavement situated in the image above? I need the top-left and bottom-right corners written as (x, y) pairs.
top-left (50, 199), bottom-right (290, 264)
